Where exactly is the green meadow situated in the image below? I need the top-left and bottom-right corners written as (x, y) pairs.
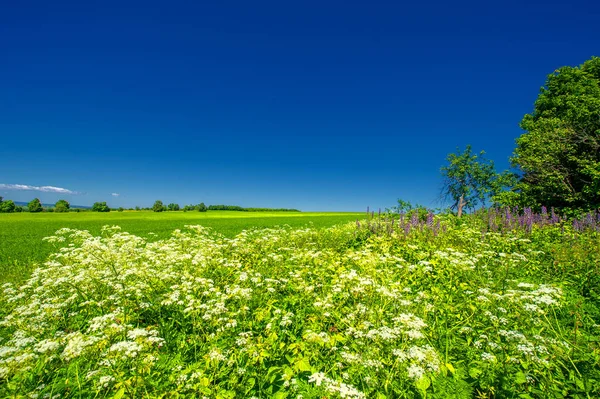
top-left (0, 211), bottom-right (362, 284)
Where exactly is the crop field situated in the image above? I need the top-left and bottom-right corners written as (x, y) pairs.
top-left (0, 211), bottom-right (599, 398)
top-left (0, 211), bottom-right (362, 284)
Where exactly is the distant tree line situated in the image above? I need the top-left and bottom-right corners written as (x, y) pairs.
top-left (0, 197), bottom-right (299, 214)
top-left (149, 202), bottom-right (300, 213)
top-left (206, 204), bottom-right (300, 212)
top-left (0, 197), bottom-right (74, 213)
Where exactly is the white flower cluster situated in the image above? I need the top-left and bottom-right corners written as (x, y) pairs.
top-left (308, 372), bottom-right (366, 399)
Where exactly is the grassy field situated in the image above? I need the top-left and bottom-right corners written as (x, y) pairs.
top-left (0, 210), bottom-right (362, 284)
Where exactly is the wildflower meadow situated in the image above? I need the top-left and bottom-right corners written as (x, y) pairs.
top-left (0, 210), bottom-right (599, 398)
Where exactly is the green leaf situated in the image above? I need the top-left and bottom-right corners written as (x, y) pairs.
top-left (294, 357), bottom-right (312, 372)
top-left (112, 388), bottom-right (125, 399)
top-left (468, 368), bottom-right (482, 379)
top-left (416, 376), bottom-right (431, 391)
top-left (245, 377), bottom-right (256, 394)
top-left (515, 372), bottom-right (527, 384)
top-left (446, 363), bottom-right (456, 374)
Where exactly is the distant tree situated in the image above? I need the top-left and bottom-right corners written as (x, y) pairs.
top-left (14, 205), bottom-right (24, 213)
top-left (393, 199), bottom-right (416, 214)
top-left (118, 207), bottom-right (124, 212)
top-left (92, 202), bottom-right (110, 212)
top-left (0, 199), bottom-right (16, 213)
top-left (167, 203), bottom-right (180, 211)
top-left (55, 199), bottom-right (70, 213)
top-left (441, 146), bottom-right (502, 217)
top-left (197, 202), bottom-right (207, 212)
top-left (135, 206), bottom-right (140, 211)
top-left (28, 198), bottom-right (43, 213)
top-left (152, 200), bottom-right (166, 212)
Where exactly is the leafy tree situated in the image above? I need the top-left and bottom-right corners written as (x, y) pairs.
top-left (118, 207), bottom-right (124, 212)
top-left (135, 206), bottom-right (140, 211)
top-left (152, 200), bottom-right (166, 212)
top-left (512, 56), bottom-right (600, 211)
top-left (55, 199), bottom-right (70, 213)
top-left (167, 203), bottom-right (180, 211)
top-left (0, 199), bottom-right (16, 213)
top-left (441, 146), bottom-right (499, 216)
top-left (92, 202), bottom-right (110, 212)
top-left (392, 199), bottom-right (417, 214)
top-left (197, 202), bottom-right (207, 212)
top-left (28, 198), bottom-right (43, 213)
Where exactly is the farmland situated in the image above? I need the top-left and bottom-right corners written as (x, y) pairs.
top-left (0, 211), bottom-right (363, 285)
top-left (0, 210), bottom-right (599, 398)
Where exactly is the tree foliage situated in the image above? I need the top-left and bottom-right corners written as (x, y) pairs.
top-left (167, 203), bottom-right (180, 211)
top-left (152, 200), bottom-right (166, 212)
top-left (92, 202), bottom-right (110, 212)
top-left (0, 198), bottom-right (16, 213)
top-left (441, 146), bottom-right (500, 214)
top-left (208, 204), bottom-right (245, 211)
top-left (55, 199), bottom-right (70, 213)
top-left (512, 56), bottom-right (600, 211)
top-left (28, 198), bottom-right (43, 213)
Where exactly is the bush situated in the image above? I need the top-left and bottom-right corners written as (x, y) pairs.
top-left (0, 199), bottom-right (16, 213)
top-left (152, 200), bottom-right (166, 213)
top-left (92, 202), bottom-right (110, 212)
top-left (27, 198), bottom-right (43, 213)
top-left (55, 200), bottom-right (70, 213)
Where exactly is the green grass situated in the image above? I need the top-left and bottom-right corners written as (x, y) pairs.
top-left (0, 210), bottom-right (362, 284)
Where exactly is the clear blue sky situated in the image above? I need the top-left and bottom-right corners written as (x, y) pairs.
top-left (1, 0), bottom-right (598, 211)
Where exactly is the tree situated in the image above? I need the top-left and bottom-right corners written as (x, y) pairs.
top-left (441, 146), bottom-right (499, 216)
top-left (197, 202), bottom-right (207, 212)
top-left (55, 199), bottom-right (70, 213)
top-left (152, 200), bottom-right (166, 212)
top-left (92, 202), bottom-right (110, 212)
top-left (28, 198), bottom-right (43, 213)
top-left (167, 203), bottom-right (180, 211)
top-left (512, 56), bottom-right (600, 211)
top-left (0, 199), bottom-right (16, 213)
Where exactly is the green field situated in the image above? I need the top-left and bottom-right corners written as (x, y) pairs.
top-left (0, 211), bottom-right (362, 284)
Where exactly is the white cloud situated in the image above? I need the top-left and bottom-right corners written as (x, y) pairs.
top-left (111, 193), bottom-right (120, 197)
top-left (0, 184), bottom-right (80, 195)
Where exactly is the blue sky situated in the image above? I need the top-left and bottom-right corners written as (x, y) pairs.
top-left (1, 0), bottom-right (598, 211)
